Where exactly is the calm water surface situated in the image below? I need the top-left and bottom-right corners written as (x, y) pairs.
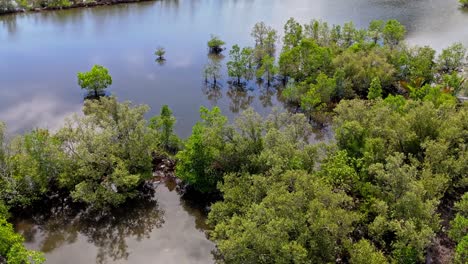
top-left (14, 180), bottom-right (215, 264)
top-left (1, 0), bottom-right (467, 263)
top-left (0, 0), bottom-right (467, 136)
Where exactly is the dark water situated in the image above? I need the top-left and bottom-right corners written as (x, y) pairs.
top-left (2, 0), bottom-right (467, 263)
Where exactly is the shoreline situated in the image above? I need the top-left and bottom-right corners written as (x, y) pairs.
top-left (0, 0), bottom-right (156, 16)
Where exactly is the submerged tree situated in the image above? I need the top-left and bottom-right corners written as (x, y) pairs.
top-left (436, 42), bottom-right (467, 74)
top-left (251, 22), bottom-right (278, 64)
top-left (382, 19), bottom-right (406, 48)
top-left (155, 47), bottom-right (166, 61)
top-left (77, 65), bottom-right (112, 98)
top-left (227, 45), bottom-right (254, 86)
top-left (256, 55), bottom-right (278, 86)
top-left (208, 35), bottom-right (226, 54)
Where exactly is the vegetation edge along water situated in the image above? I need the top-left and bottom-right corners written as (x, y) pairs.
top-left (1, 15), bottom-right (468, 264)
top-left (0, 0), bottom-right (155, 15)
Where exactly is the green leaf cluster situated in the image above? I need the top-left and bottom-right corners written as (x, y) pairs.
top-left (0, 202), bottom-right (45, 263)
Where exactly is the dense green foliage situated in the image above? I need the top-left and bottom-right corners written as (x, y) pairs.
top-left (450, 193), bottom-right (468, 263)
top-left (200, 99), bottom-right (468, 263)
top-left (149, 105), bottom-right (180, 154)
top-left (0, 126), bottom-right (45, 263)
top-left (77, 64), bottom-right (112, 97)
top-left (226, 45), bottom-right (254, 85)
top-left (57, 97), bottom-right (155, 208)
top-left (185, 18), bottom-right (467, 263)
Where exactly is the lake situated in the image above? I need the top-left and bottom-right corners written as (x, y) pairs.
top-left (1, 0), bottom-right (467, 263)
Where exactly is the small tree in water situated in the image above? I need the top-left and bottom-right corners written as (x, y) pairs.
top-left (77, 65), bottom-right (112, 98)
top-left (155, 47), bottom-right (166, 61)
top-left (227, 45), bottom-right (254, 86)
top-left (208, 35), bottom-right (226, 54)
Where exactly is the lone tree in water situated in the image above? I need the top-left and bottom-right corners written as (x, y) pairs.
top-left (208, 35), bottom-right (226, 54)
top-left (155, 47), bottom-right (166, 61)
top-left (77, 65), bottom-right (112, 98)
top-left (227, 44), bottom-right (254, 86)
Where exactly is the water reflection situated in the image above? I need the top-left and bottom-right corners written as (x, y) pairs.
top-left (0, 13), bottom-right (17, 36)
top-left (226, 84), bottom-right (254, 113)
top-left (258, 84), bottom-right (275, 108)
top-left (202, 82), bottom-right (223, 105)
top-left (14, 180), bottom-right (216, 264)
top-left (15, 191), bottom-right (164, 264)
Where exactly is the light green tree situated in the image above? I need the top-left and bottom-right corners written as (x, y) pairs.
top-left (0, 203), bottom-right (45, 264)
top-left (282, 18), bottom-right (303, 51)
top-left (349, 240), bottom-right (388, 264)
top-left (227, 45), bottom-right (254, 85)
top-left (368, 77), bottom-right (383, 100)
top-left (175, 106), bottom-right (228, 193)
top-left (77, 65), bottom-right (112, 97)
top-left (255, 55), bottom-right (278, 86)
top-left (383, 19), bottom-right (406, 48)
top-left (436, 42), bottom-right (467, 73)
top-left (149, 105), bottom-right (180, 154)
top-left (57, 97), bottom-right (154, 208)
top-left (367, 20), bottom-right (384, 44)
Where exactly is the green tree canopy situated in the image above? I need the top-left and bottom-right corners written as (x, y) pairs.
top-left (77, 65), bottom-right (112, 97)
top-left (57, 97), bottom-right (154, 208)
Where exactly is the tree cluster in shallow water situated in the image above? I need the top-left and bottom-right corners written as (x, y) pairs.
top-left (208, 18), bottom-right (467, 123)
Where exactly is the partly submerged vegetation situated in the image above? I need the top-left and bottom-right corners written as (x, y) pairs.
top-left (0, 16), bottom-right (467, 264)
